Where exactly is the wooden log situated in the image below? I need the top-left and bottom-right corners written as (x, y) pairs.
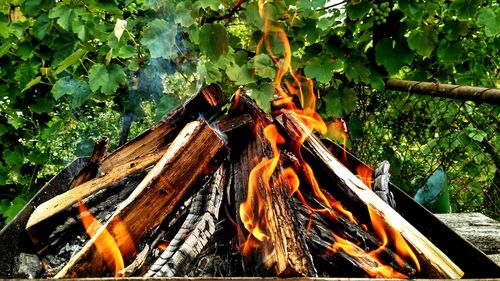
top-left (276, 110), bottom-right (464, 279)
top-left (99, 84), bottom-right (226, 174)
top-left (146, 164), bottom-right (228, 277)
top-left (26, 148), bottom-right (168, 245)
top-left (69, 137), bottom-right (109, 189)
top-left (231, 94), bottom-right (315, 277)
top-left (55, 120), bottom-right (228, 278)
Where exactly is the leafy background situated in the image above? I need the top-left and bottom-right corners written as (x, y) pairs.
top-left (0, 0), bottom-right (498, 226)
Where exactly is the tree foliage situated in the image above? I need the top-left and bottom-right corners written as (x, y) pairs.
top-left (0, 0), bottom-right (498, 224)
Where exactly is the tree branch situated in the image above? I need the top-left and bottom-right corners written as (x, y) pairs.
top-left (385, 79), bottom-right (500, 105)
top-left (204, 0), bottom-right (245, 24)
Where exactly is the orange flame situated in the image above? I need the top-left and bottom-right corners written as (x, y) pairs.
top-left (239, 124), bottom-right (285, 256)
top-left (78, 201), bottom-right (136, 277)
top-left (331, 233), bottom-right (408, 278)
top-left (356, 165), bottom-right (373, 190)
top-left (356, 165), bottom-right (421, 272)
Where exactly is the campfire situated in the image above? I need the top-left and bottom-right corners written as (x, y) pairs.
top-left (6, 82), bottom-right (464, 279)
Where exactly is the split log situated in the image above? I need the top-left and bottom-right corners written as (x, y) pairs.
top-left (146, 164), bottom-right (228, 277)
top-left (276, 110), bottom-right (464, 279)
top-left (69, 137), bottom-right (109, 189)
top-left (99, 84), bottom-right (226, 174)
top-left (55, 120), bottom-right (228, 278)
top-left (231, 94), bottom-right (315, 277)
top-left (26, 148), bottom-right (168, 245)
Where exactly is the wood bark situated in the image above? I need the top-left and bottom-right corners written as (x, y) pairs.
top-left (276, 110), bottom-right (464, 279)
top-left (69, 137), bottom-right (109, 189)
top-left (230, 94), bottom-right (315, 277)
top-left (385, 79), bottom-right (500, 105)
top-left (99, 84), bottom-right (226, 174)
top-left (55, 120), bottom-right (228, 278)
top-left (146, 164), bottom-right (228, 277)
top-left (26, 148), bottom-right (168, 245)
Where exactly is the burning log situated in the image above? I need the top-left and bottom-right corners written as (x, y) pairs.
top-left (146, 164), bottom-right (228, 277)
top-left (276, 110), bottom-right (464, 279)
top-left (99, 84), bottom-right (226, 174)
top-left (26, 148), bottom-right (168, 246)
top-left (69, 137), bottom-right (109, 189)
top-left (230, 94), bottom-right (315, 277)
top-left (55, 120), bottom-right (228, 277)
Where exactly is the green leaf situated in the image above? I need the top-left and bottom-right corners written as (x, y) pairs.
top-left (48, 6), bottom-right (73, 31)
top-left (3, 147), bottom-right (24, 168)
top-left (175, 1), bottom-right (196, 27)
top-left (155, 94), bottom-right (181, 122)
top-left (0, 21), bottom-right (8, 39)
top-left (7, 114), bottom-right (24, 130)
top-left (344, 58), bottom-right (370, 84)
top-left (450, 0), bottom-right (481, 20)
top-left (21, 76), bottom-right (42, 93)
top-left (3, 197), bottom-right (27, 224)
top-left (304, 56), bottom-right (342, 84)
top-left (398, 0), bottom-right (425, 19)
top-left (88, 63), bottom-right (126, 95)
top-left (247, 83), bottom-right (274, 112)
top-left (226, 63), bottom-right (255, 85)
top-left (33, 13), bottom-right (52, 40)
top-left (253, 54), bottom-right (276, 80)
top-left (0, 124), bottom-right (7, 137)
top-left (345, 2), bottom-right (372, 20)
top-left (477, 7), bottom-right (500, 37)
top-left (30, 98), bottom-right (55, 114)
top-left (54, 48), bottom-right (87, 75)
top-left (369, 71), bottom-right (385, 92)
top-left (141, 19), bottom-right (178, 59)
top-left (199, 23), bottom-right (229, 60)
top-left (199, 0), bottom-right (219, 11)
top-left (407, 27), bottom-right (438, 58)
top-left (466, 124), bottom-right (487, 142)
top-left (375, 38), bottom-right (414, 75)
top-left (198, 61), bottom-right (222, 84)
top-left (51, 76), bottom-right (91, 102)
top-left (115, 45), bottom-right (136, 58)
top-left (437, 40), bottom-right (463, 65)
top-left (325, 87), bottom-right (357, 118)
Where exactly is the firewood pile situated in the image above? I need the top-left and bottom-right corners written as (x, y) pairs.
top-left (17, 84), bottom-right (464, 279)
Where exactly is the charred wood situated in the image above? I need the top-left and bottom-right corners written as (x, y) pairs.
top-left (276, 110), bottom-right (464, 279)
top-left (146, 164), bottom-right (228, 277)
top-left (55, 120), bottom-right (228, 278)
top-left (26, 148), bottom-right (167, 245)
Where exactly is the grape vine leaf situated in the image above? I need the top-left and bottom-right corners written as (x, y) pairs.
top-left (199, 0), bottom-right (219, 11)
top-left (450, 0), bottom-right (481, 20)
top-left (325, 87), bottom-right (357, 118)
top-left (54, 48), bottom-right (87, 75)
top-left (304, 56), bottom-right (342, 84)
top-left (33, 14), bottom-right (52, 40)
top-left (437, 40), bottom-right (463, 65)
top-left (51, 76), bottom-right (92, 107)
top-left (88, 63), bottom-right (126, 95)
top-left (199, 23), bottom-right (229, 60)
top-left (375, 38), bottom-right (414, 75)
top-left (226, 63), bottom-right (255, 85)
top-left (48, 6), bottom-right (73, 31)
top-left (141, 19), bottom-right (178, 59)
top-left (407, 27), bottom-right (438, 58)
top-left (253, 54), bottom-right (276, 80)
top-left (477, 7), bottom-right (500, 37)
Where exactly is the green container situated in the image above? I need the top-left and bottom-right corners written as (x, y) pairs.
top-left (414, 167), bottom-right (451, 213)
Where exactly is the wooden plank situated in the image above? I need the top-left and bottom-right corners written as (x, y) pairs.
top-left (25, 148), bottom-right (167, 245)
top-left (55, 120), bottom-right (228, 278)
top-left (434, 213), bottom-right (500, 255)
top-left (99, 84), bottom-right (226, 174)
top-left (276, 110), bottom-right (464, 279)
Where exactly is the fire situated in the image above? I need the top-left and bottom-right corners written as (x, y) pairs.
top-left (240, 0), bottom-right (420, 277)
top-left (356, 166), bottom-right (421, 272)
top-left (331, 233), bottom-right (408, 279)
top-left (78, 201), bottom-right (136, 277)
top-left (239, 124), bottom-right (284, 256)
top-left (356, 165), bottom-right (373, 190)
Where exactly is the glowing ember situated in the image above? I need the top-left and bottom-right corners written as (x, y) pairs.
top-left (78, 201), bottom-right (136, 277)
